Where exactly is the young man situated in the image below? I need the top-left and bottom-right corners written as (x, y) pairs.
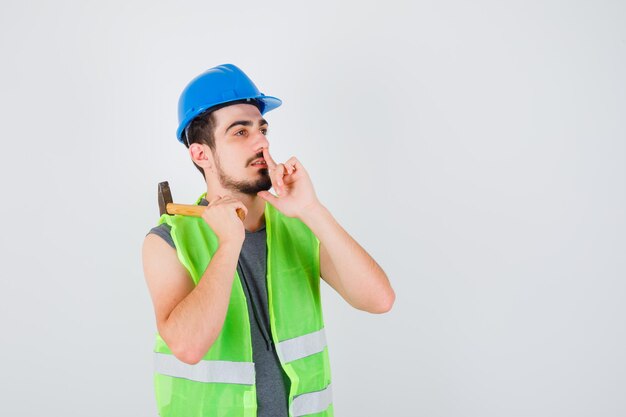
top-left (142, 64), bottom-right (395, 417)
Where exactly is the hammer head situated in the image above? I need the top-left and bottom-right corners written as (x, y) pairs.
top-left (158, 181), bottom-right (173, 216)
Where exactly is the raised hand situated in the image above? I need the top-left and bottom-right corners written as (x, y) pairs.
top-left (256, 146), bottom-right (321, 219)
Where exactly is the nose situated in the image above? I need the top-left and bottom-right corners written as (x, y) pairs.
top-left (252, 129), bottom-right (269, 152)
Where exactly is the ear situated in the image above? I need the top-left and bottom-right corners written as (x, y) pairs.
top-left (189, 143), bottom-right (215, 172)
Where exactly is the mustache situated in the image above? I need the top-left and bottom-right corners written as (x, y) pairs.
top-left (249, 152), bottom-right (264, 164)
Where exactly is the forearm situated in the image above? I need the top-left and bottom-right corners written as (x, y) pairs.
top-left (160, 241), bottom-right (242, 363)
top-left (300, 202), bottom-right (395, 313)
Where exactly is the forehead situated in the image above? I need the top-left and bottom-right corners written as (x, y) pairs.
top-left (212, 103), bottom-right (263, 129)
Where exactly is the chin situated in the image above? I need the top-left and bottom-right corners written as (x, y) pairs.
top-left (236, 176), bottom-right (272, 196)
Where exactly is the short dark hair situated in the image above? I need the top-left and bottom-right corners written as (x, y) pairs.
top-left (183, 98), bottom-right (262, 178)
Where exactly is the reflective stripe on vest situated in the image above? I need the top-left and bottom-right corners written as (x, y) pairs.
top-left (277, 328), bottom-right (327, 363)
top-left (291, 384), bottom-right (333, 417)
top-left (154, 352), bottom-right (255, 385)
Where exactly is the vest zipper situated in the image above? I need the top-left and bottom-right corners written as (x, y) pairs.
top-left (237, 260), bottom-right (273, 351)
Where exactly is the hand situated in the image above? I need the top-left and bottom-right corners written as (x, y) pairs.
top-left (201, 194), bottom-right (248, 245)
top-left (256, 146), bottom-right (321, 219)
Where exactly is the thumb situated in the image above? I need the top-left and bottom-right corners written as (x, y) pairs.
top-left (257, 191), bottom-right (279, 206)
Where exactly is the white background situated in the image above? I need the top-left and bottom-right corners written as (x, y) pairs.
top-left (1, 0), bottom-right (625, 416)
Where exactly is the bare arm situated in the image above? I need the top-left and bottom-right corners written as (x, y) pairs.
top-left (255, 148), bottom-right (394, 314)
top-left (142, 234), bottom-right (242, 364)
top-left (300, 203), bottom-right (395, 314)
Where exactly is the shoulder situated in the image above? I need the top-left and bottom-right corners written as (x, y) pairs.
top-left (146, 223), bottom-right (175, 249)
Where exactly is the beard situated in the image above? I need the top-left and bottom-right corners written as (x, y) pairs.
top-left (215, 154), bottom-right (272, 196)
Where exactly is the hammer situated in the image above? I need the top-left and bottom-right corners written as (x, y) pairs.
top-left (158, 181), bottom-right (246, 221)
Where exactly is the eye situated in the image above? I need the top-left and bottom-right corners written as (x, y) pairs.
top-left (261, 128), bottom-right (268, 135)
top-left (234, 129), bottom-right (247, 136)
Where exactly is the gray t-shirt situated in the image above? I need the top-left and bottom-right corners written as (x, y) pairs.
top-left (146, 199), bottom-right (290, 417)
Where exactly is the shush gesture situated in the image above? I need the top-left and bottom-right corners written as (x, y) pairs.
top-left (256, 146), bottom-right (321, 219)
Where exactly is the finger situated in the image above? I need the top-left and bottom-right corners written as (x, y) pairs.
top-left (285, 157), bottom-right (302, 172)
top-left (208, 194), bottom-right (223, 204)
top-left (222, 196), bottom-right (241, 206)
top-left (270, 164), bottom-right (285, 196)
top-left (229, 200), bottom-right (248, 217)
top-left (257, 190), bottom-right (279, 206)
top-left (262, 146), bottom-right (278, 170)
top-left (273, 163), bottom-right (286, 193)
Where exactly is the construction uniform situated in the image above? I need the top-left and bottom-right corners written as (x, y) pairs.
top-left (147, 194), bottom-right (333, 417)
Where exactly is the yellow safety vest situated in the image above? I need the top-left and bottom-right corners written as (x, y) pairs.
top-left (153, 194), bottom-right (333, 417)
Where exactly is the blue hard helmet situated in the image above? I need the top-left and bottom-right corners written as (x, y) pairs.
top-left (176, 63), bottom-right (282, 143)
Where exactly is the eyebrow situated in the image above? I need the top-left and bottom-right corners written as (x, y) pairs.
top-left (224, 118), bottom-right (268, 135)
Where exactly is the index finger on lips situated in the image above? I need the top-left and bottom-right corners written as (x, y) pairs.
top-left (262, 146), bottom-right (278, 170)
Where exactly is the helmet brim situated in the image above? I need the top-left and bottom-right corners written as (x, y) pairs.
top-left (176, 95), bottom-right (282, 142)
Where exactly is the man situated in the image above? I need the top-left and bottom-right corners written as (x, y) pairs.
top-left (142, 64), bottom-right (395, 417)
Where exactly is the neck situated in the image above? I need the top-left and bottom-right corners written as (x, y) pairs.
top-left (205, 188), bottom-right (266, 233)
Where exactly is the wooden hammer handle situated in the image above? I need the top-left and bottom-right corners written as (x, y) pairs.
top-left (166, 203), bottom-right (246, 221)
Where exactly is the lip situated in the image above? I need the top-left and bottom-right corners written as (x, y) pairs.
top-left (250, 159), bottom-right (267, 167)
